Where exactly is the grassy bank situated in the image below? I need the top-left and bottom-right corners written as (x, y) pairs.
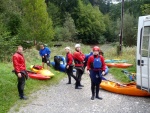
top-left (0, 42), bottom-right (136, 113)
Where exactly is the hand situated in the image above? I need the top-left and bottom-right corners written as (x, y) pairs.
top-left (42, 56), bottom-right (44, 58)
top-left (18, 73), bottom-right (22, 78)
top-left (66, 65), bottom-right (69, 69)
top-left (87, 70), bottom-right (90, 75)
top-left (102, 71), bottom-right (105, 76)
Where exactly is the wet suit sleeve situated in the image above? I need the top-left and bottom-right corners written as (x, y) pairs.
top-left (87, 56), bottom-right (93, 70)
top-left (13, 55), bottom-right (20, 73)
top-left (67, 54), bottom-right (73, 65)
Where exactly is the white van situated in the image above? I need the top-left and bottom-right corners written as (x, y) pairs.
top-left (136, 15), bottom-right (150, 92)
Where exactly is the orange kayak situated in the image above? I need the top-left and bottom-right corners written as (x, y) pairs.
top-left (106, 63), bottom-right (133, 68)
top-left (100, 80), bottom-right (150, 96)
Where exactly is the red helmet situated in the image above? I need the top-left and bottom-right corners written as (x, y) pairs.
top-left (93, 46), bottom-right (100, 51)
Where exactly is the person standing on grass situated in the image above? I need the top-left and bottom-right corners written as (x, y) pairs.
top-left (12, 46), bottom-right (28, 100)
top-left (73, 44), bottom-right (85, 89)
top-left (87, 46), bottom-right (105, 100)
top-left (65, 47), bottom-right (78, 85)
top-left (39, 44), bottom-right (51, 70)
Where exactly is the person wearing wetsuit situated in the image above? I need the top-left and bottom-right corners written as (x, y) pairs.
top-left (73, 44), bottom-right (85, 89)
top-left (87, 46), bottom-right (105, 100)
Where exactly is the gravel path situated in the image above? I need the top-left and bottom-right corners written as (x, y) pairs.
top-left (9, 72), bottom-right (150, 113)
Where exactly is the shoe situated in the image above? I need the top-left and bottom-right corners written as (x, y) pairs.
top-left (20, 96), bottom-right (28, 100)
top-left (79, 84), bottom-right (84, 87)
top-left (75, 87), bottom-right (82, 89)
top-left (96, 96), bottom-right (102, 100)
top-left (91, 96), bottom-right (94, 100)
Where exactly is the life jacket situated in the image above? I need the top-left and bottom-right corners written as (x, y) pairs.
top-left (93, 56), bottom-right (102, 69)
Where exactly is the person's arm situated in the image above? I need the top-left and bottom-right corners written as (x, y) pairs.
top-left (87, 56), bottom-right (92, 70)
top-left (74, 52), bottom-right (84, 62)
top-left (67, 54), bottom-right (73, 65)
top-left (12, 55), bottom-right (20, 73)
top-left (39, 50), bottom-right (42, 57)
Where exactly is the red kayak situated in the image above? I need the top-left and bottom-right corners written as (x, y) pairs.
top-left (28, 72), bottom-right (50, 80)
top-left (106, 63), bottom-right (133, 68)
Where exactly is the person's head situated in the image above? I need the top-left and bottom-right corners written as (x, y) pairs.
top-left (75, 44), bottom-right (81, 51)
top-left (65, 47), bottom-right (70, 53)
top-left (93, 46), bottom-right (100, 55)
top-left (17, 46), bottom-right (23, 54)
top-left (40, 44), bottom-right (45, 50)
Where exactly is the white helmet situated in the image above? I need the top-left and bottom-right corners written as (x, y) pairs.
top-left (65, 47), bottom-right (70, 50)
top-left (75, 44), bottom-right (80, 48)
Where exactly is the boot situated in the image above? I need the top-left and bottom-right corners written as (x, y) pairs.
top-left (91, 94), bottom-right (95, 100)
top-left (75, 81), bottom-right (82, 89)
top-left (96, 87), bottom-right (102, 100)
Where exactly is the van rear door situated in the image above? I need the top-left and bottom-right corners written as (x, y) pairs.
top-left (136, 15), bottom-right (150, 92)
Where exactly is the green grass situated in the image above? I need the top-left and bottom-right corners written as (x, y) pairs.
top-left (0, 42), bottom-right (137, 113)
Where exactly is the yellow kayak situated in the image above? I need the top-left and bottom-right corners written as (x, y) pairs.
top-left (30, 65), bottom-right (54, 77)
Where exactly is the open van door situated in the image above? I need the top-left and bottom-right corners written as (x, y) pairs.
top-left (136, 15), bottom-right (150, 92)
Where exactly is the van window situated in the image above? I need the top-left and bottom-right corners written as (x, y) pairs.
top-left (141, 26), bottom-right (150, 57)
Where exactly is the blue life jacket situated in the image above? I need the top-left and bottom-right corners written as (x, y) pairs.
top-left (93, 56), bottom-right (102, 69)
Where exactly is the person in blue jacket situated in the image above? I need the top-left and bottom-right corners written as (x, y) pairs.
top-left (39, 44), bottom-right (51, 70)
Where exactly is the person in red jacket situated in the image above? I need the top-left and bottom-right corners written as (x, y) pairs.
top-left (73, 44), bottom-right (85, 89)
top-left (12, 46), bottom-right (28, 100)
top-left (87, 46), bottom-right (105, 100)
top-left (65, 47), bottom-right (78, 85)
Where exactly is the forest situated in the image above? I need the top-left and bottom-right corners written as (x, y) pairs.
top-left (0, 0), bottom-right (150, 60)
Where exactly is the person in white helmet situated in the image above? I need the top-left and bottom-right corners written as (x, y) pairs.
top-left (73, 44), bottom-right (85, 89)
top-left (65, 47), bottom-right (78, 85)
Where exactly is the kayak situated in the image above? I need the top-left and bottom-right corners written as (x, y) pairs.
top-left (30, 65), bottom-right (54, 77)
top-left (100, 80), bottom-right (150, 96)
top-left (105, 59), bottom-right (127, 63)
top-left (51, 62), bottom-right (66, 72)
top-left (106, 63), bottom-right (133, 68)
top-left (28, 72), bottom-right (50, 80)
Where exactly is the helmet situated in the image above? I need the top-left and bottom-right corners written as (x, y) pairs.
top-left (65, 47), bottom-right (70, 50)
top-left (75, 44), bottom-right (80, 48)
top-left (93, 46), bottom-right (100, 51)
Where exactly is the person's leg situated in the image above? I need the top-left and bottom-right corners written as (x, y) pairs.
top-left (96, 83), bottom-right (102, 100)
top-left (91, 80), bottom-right (95, 100)
top-left (66, 68), bottom-right (71, 84)
top-left (75, 69), bottom-right (81, 89)
top-left (18, 75), bottom-right (27, 99)
top-left (78, 69), bottom-right (84, 87)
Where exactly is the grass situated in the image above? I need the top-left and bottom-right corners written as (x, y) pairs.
top-left (0, 42), bottom-right (137, 113)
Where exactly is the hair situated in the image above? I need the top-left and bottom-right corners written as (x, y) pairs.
top-left (17, 45), bottom-right (23, 49)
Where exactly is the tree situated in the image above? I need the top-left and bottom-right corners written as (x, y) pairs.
top-left (54, 13), bottom-right (77, 41)
top-left (73, 0), bottom-right (106, 44)
top-left (19, 0), bottom-right (54, 45)
top-left (115, 12), bottom-right (137, 47)
top-left (141, 4), bottom-right (150, 15)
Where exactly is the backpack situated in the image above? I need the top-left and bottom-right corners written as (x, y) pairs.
top-left (93, 56), bottom-right (102, 69)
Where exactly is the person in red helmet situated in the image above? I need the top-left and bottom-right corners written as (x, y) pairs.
top-left (87, 46), bottom-right (105, 100)
top-left (73, 44), bottom-right (85, 89)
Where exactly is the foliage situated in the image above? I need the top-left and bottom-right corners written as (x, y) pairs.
top-left (115, 12), bottom-right (137, 46)
top-left (74, 0), bottom-right (106, 44)
top-left (19, 0), bottom-right (54, 45)
top-left (47, 2), bottom-right (62, 27)
top-left (53, 13), bottom-right (77, 41)
top-left (141, 4), bottom-right (150, 15)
